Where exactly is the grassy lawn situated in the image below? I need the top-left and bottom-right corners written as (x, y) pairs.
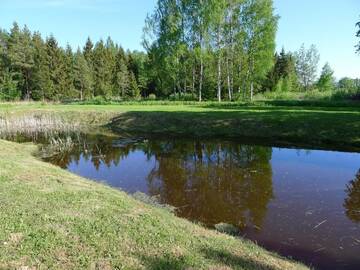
top-left (1, 101), bottom-right (359, 151)
top-left (0, 139), bottom-right (308, 270)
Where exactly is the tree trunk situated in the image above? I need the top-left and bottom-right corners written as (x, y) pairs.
top-left (250, 81), bottom-right (254, 101)
top-left (199, 55), bottom-right (203, 102)
top-left (217, 27), bottom-right (222, 102)
top-left (217, 56), bottom-right (221, 102)
top-left (24, 70), bottom-right (31, 100)
top-left (192, 66), bottom-right (195, 94)
top-left (226, 57), bottom-right (231, 101)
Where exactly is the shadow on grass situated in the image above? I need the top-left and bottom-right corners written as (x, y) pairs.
top-left (198, 101), bottom-right (360, 112)
top-left (141, 249), bottom-right (282, 270)
top-left (201, 248), bottom-right (280, 270)
top-left (108, 109), bottom-right (360, 152)
top-left (141, 255), bottom-right (190, 270)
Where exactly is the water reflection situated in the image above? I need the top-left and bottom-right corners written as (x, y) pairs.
top-left (345, 170), bottom-right (360, 223)
top-left (7, 132), bottom-right (360, 270)
top-left (144, 141), bottom-right (273, 229)
top-left (47, 136), bottom-right (274, 229)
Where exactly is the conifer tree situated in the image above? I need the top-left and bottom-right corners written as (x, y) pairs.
top-left (73, 49), bottom-right (93, 100)
top-left (113, 49), bottom-right (129, 98)
top-left (7, 23), bottom-right (35, 100)
top-left (31, 31), bottom-right (51, 100)
top-left (93, 39), bottom-right (113, 97)
top-left (46, 35), bottom-right (65, 99)
top-left (129, 71), bottom-right (140, 98)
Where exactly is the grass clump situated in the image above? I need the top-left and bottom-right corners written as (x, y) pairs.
top-left (0, 140), bottom-right (308, 269)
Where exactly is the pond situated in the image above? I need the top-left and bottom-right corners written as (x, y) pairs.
top-left (6, 132), bottom-right (360, 270)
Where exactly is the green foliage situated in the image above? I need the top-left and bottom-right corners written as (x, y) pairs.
top-left (264, 48), bottom-right (299, 93)
top-left (129, 72), bottom-right (140, 98)
top-left (73, 49), bottom-right (93, 100)
top-left (317, 63), bottom-right (335, 92)
top-left (0, 68), bottom-right (19, 100)
top-left (0, 14), bottom-right (357, 103)
top-left (0, 23), bottom-right (148, 102)
top-left (144, 0), bottom-right (278, 101)
top-left (295, 44), bottom-right (320, 90)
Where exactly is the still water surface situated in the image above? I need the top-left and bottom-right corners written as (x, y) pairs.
top-left (13, 133), bottom-right (360, 269)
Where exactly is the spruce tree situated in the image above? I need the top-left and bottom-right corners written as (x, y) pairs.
top-left (46, 35), bottom-right (67, 100)
top-left (129, 71), bottom-right (140, 98)
top-left (93, 39), bottom-right (113, 97)
top-left (113, 49), bottom-right (129, 98)
top-left (7, 23), bottom-right (35, 100)
top-left (73, 49), bottom-right (93, 100)
top-left (31, 31), bottom-right (52, 100)
top-left (63, 44), bottom-right (76, 98)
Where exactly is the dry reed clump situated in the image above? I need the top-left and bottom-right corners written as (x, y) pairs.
top-left (0, 113), bottom-right (81, 138)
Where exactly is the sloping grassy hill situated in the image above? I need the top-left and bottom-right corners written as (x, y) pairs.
top-left (0, 140), bottom-right (308, 270)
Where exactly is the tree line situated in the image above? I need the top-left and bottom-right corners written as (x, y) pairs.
top-left (0, 4), bottom-right (359, 102)
top-left (144, 0), bottom-right (278, 101)
top-left (0, 23), bottom-right (146, 101)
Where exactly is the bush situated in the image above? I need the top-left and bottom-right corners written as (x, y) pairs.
top-left (147, 94), bottom-right (157, 100)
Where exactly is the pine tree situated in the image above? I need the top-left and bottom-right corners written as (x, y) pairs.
top-left (73, 49), bottom-right (93, 100)
top-left (93, 39), bottom-right (113, 97)
top-left (7, 23), bottom-right (35, 100)
top-left (113, 49), bottom-right (129, 98)
top-left (127, 51), bottom-right (148, 96)
top-left (0, 29), bottom-right (18, 100)
top-left (31, 31), bottom-right (52, 100)
top-left (129, 71), bottom-right (140, 98)
top-left (46, 35), bottom-right (67, 100)
top-left (264, 48), bottom-right (298, 92)
top-left (63, 44), bottom-right (76, 98)
top-left (83, 37), bottom-right (94, 63)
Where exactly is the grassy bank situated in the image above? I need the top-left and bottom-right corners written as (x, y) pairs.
top-left (0, 101), bottom-right (359, 151)
top-left (0, 140), bottom-right (307, 269)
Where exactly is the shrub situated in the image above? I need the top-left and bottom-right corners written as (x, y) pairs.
top-left (147, 94), bottom-right (157, 100)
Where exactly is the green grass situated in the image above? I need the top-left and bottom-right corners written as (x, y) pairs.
top-left (0, 140), bottom-right (308, 269)
top-left (1, 101), bottom-right (359, 151)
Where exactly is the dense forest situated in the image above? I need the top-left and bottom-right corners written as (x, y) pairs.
top-left (0, 1), bottom-right (359, 102)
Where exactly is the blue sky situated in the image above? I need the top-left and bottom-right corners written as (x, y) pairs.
top-left (0, 0), bottom-right (359, 78)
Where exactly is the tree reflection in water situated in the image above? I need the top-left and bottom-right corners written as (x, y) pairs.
top-left (345, 170), bottom-right (360, 223)
top-left (47, 136), bottom-right (274, 231)
top-left (143, 140), bottom-right (274, 230)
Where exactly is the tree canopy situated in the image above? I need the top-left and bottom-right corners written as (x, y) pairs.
top-left (0, 23), bottom-right (145, 101)
top-left (144, 0), bottom-right (278, 101)
top-left (0, 5), bottom-right (359, 102)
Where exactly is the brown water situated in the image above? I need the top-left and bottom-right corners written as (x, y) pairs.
top-left (10, 133), bottom-right (360, 269)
